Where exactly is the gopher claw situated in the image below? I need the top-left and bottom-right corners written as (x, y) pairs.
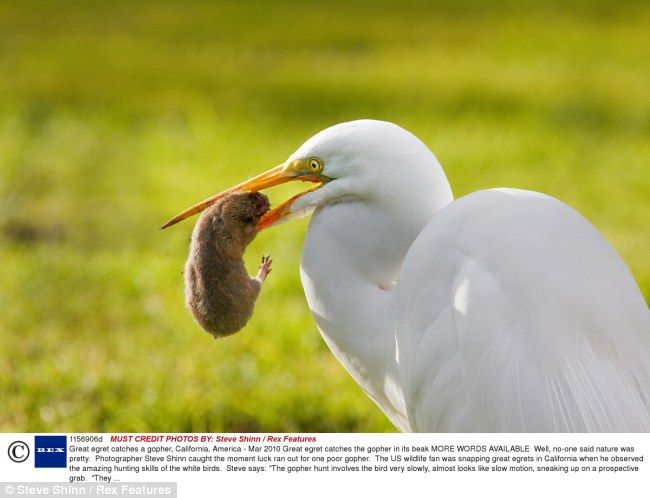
top-left (257, 254), bottom-right (273, 282)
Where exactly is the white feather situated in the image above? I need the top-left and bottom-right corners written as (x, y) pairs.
top-left (396, 188), bottom-right (650, 431)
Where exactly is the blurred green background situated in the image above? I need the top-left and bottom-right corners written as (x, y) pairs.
top-left (1, 0), bottom-right (648, 432)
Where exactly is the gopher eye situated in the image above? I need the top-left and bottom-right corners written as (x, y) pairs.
top-left (308, 157), bottom-right (323, 173)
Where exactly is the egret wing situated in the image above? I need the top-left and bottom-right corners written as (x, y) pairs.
top-left (395, 189), bottom-right (650, 432)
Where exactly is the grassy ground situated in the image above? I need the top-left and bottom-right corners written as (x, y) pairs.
top-left (0, 0), bottom-right (648, 432)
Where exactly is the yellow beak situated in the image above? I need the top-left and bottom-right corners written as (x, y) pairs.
top-left (160, 161), bottom-right (323, 230)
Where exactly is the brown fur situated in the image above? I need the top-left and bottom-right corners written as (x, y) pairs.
top-left (184, 192), bottom-right (270, 337)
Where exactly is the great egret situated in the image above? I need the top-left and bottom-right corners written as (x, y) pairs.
top-left (163, 120), bottom-right (650, 432)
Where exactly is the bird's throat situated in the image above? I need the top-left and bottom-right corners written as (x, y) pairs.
top-left (299, 200), bottom-right (437, 430)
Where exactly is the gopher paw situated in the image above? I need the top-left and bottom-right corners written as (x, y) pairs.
top-left (257, 255), bottom-right (273, 282)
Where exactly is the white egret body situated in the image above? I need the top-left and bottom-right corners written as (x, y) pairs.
top-left (164, 119), bottom-right (650, 432)
top-left (294, 121), bottom-right (650, 432)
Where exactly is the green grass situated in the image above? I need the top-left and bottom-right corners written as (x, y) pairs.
top-left (0, 0), bottom-right (648, 432)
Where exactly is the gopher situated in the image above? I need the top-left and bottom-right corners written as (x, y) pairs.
top-left (184, 192), bottom-right (272, 337)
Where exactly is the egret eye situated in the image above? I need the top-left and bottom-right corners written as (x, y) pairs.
top-left (308, 158), bottom-right (323, 173)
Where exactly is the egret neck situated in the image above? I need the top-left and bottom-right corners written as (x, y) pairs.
top-left (300, 183), bottom-right (452, 431)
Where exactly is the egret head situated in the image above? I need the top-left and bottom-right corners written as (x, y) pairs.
top-left (161, 120), bottom-right (451, 230)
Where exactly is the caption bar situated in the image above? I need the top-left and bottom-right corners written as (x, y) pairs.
top-left (60, 434), bottom-right (645, 480)
top-left (0, 483), bottom-right (176, 497)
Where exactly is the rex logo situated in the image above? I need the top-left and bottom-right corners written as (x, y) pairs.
top-left (34, 436), bottom-right (67, 468)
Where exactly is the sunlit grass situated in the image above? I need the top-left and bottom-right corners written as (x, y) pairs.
top-left (0, 0), bottom-right (648, 432)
